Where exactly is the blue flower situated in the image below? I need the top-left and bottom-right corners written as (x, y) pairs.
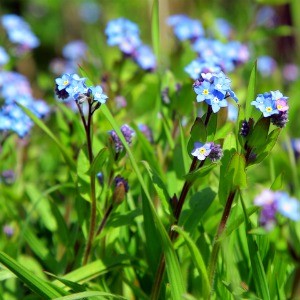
top-left (105, 18), bottom-right (140, 51)
top-left (193, 71), bottom-right (237, 112)
top-left (251, 92), bottom-right (282, 117)
top-left (254, 190), bottom-right (300, 230)
top-left (194, 80), bottom-right (214, 103)
top-left (212, 72), bottom-right (231, 95)
top-left (257, 56), bottom-right (277, 77)
top-left (55, 74), bottom-right (73, 91)
top-left (89, 86), bottom-right (108, 103)
top-left (207, 90), bottom-right (228, 113)
top-left (134, 45), bottom-right (156, 71)
top-left (62, 40), bottom-right (87, 62)
top-left (276, 193), bottom-right (300, 221)
top-left (191, 142), bottom-right (211, 160)
top-left (167, 15), bottom-right (204, 41)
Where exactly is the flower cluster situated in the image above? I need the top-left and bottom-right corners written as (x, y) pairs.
top-left (193, 71), bottom-right (238, 113)
top-left (1, 14), bottom-right (39, 54)
top-left (167, 15), bottom-right (249, 78)
top-left (191, 142), bottom-right (223, 162)
top-left (0, 71), bottom-right (49, 137)
top-left (55, 73), bottom-right (108, 105)
top-left (251, 90), bottom-right (289, 127)
top-left (167, 15), bottom-right (204, 41)
top-left (254, 190), bottom-right (300, 231)
top-left (105, 18), bottom-right (156, 71)
top-left (109, 124), bottom-right (135, 153)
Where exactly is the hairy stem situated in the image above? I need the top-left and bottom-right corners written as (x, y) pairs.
top-left (151, 108), bottom-right (212, 299)
top-left (96, 203), bottom-right (113, 237)
top-left (83, 102), bottom-right (97, 265)
top-left (207, 190), bottom-right (236, 294)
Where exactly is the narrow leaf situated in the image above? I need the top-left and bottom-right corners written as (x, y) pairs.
top-left (245, 61), bottom-right (257, 120)
top-left (184, 163), bottom-right (218, 183)
top-left (0, 251), bottom-right (65, 299)
top-left (240, 193), bottom-right (270, 300)
top-left (172, 226), bottom-right (210, 298)
top-left (18, 103), bottom-right (76, 171)
top-left (86, 147), bottom-right (108, 175)
top-left (226, 153), bottom-right (247, 189)
top-left (101, 105), bottom-right (185, 299)
top-left (151, 0), bottom-right (160, 61)
top-left (54, 291), bottom-right (126, 300)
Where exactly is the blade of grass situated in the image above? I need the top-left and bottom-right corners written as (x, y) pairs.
top-left (101, 105), bottom-right (185, 300)
top-left (239, 192), bottom-right (270, 300)
top-left (151, 0), bottom-right (160, 62)
top-left (172, 225), bottom-right (210, 298)
top-left (53, 291), bottom-right (126, 300)
top-left (18, 103), bottom-right (76, 171)
top-left (0, 251), bottom-right (66, 299)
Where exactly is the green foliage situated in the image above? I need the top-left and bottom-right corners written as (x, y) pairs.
top-left (1, 1), bottom-right (300, 299)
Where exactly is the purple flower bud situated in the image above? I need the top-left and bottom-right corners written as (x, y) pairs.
top-left (3, 225), bottom-right (14, 237)
top-left (97, 172), bottom-right (104, 186)
top-left (208, 143), bottom-right (223, 162)
top-left (113, 175), bottom-right (129, 204)
top-left (109, 124), bottom-right (135, 153)
top-left (1, 170), bottom-right (15, 185)
top-left (270, 111), bottom-right (289, 128)
top-left (240, 120), bottom-right (250, 137)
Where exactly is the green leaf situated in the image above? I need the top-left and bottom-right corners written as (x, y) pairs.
top-left (17, 103), bottom-right (76, 171)
top-left (86, 147), bottom-right (108, 175)
top-left (172, 226), bottom-right (210, 298)
top-left (53, 256), bottom-right (132, 287)
top-left (270, 173), bottom-right (284, 190)
top-left (219, 133), bottom-right (237, 205)
top-left (25, 184), bottom-right (57, 232)
top-left (142, 161), bottom-right (172, 215)
top-left (45, 272), bottom-right (86, 293)
top-left (141, 189), bottom-right (162, 275)
top-left (179, 123), bottom-right (189, 173)
top-left (184, 163), bottom-right (218, 184)
top-left (245, 61), bottom-right (257, 120)
top-left (187, 117), bottom-right (207, 156)
top-left (0, 251), bottom-right (65, 299)
top-left (206, 111), bottom-right (218, 141)
top-left (101, 105), bottom-right (185, 300)
top-left (240, 193), bottom-right (270, 300)
top-left (226, 153), bottom-right (247, 189)
top-left (254, 128), bottom-right (281, 165)
top-left (53, 291), bottom-right (126, 300)
top-left (247, 117), bottom-right (270, 149)
top-left (151, 0), bottom-right (160, 61)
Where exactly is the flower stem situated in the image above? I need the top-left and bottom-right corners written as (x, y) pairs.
top-left (96, 203), bottom-right (113, 237)
top-left (83, 102), bottom-right (97, 265)
top-left (151, 108), bottom-right (212, 299)
top-left (207, 190), bottom-right (236, 294)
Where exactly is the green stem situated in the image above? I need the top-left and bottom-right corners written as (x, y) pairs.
top-left (207, 190), bottom-right (236, 295)
top-left (83, 102), bottom-right (97, 265)
top-left (151, 107), bottom-right (213, 299)
top-left (96, 203), bottom-right (113, 237)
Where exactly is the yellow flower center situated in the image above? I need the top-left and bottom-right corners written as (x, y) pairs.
top-left (277, 104), bottom-right (283, 110)
top-left (199, 148), bottom-right (206, 154)
top-left (63, 80), bottom-right (69, 86)
top-left (266, 106), bottom-right (272, 112)
top-left (202, 89), bottom-right (209, 95)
